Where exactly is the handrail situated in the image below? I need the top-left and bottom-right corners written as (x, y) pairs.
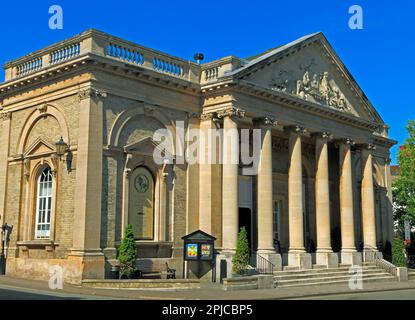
top-left (366, 247), bottom-right (398, 277)
top-left (249, 249), bottom-right (275, 275)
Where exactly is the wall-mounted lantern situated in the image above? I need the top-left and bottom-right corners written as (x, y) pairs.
top-left (55, 137), bottom-right (72, 173)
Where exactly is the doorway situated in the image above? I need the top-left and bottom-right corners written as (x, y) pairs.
top-left (239, 207), bottom-right (253, 252)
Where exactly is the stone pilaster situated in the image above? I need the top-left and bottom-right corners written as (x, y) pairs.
top-left (0, 112), bottom-right (11, 226)
top-left (361, 143), bottom-right (377, 259)
top-left (287, 125), bottom-right (311, 269)
top-left (69, 88), bottom-right (107, 282)
top-left (253, 116), bottom-right (282, 269)
top-left (339, 138), bottom-right (361, 265)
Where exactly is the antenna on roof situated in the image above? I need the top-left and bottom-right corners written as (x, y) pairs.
top-left (193, 53), bottom-right (204, 64)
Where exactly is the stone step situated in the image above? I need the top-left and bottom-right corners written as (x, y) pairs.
top-left (275, 275), bottom-right (397, 288)
top-left (274, 269), bottom-right (389, 281)
top-left (275, 272), bottom-right (393, 286)
top-left (274, 265), bottom-right (379, 275)
top-left (408, 269), bottom-right (415, 280)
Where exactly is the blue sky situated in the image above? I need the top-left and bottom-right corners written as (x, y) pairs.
top-left (0, 0), bottom-right (413, 164)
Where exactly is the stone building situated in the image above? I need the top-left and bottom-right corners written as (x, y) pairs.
top-left (0, 30), bottom-right (396, 284)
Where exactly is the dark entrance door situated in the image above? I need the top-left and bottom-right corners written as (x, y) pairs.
top-left (238, 208), bottom-right (252, 251)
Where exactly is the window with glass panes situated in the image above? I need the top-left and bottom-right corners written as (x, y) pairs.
top-left (35, 167), bottom-right (53, 239)
top-left (273, 200), bottom-right (282, 242)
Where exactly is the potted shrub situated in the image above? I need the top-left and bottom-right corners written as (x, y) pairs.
top-left (232, 227), bottom-right (250, 276)
top-left (118, 224), bottom-right (137, 279)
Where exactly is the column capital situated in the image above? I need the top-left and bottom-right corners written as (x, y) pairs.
top-left (336, 137), bottom-right (356, 147)
top-left (78, 88), bottom-right (108, 101)
top-left (199, 112), bottom-right (215, 121)
top-left (252, 116), bottom-right (278, 127)
top-left (359, 142), bottom-right (377, 151)
top-left (0, 112), bottom-right (11, 121)
top-left (313, 131), bottom-right (333, 141)
top-left (286, 124), bottom-right (306, 135)
top-left (216, 107), bottom-right (245, 119)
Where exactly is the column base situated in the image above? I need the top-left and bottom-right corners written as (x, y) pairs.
top-left (256, 251), bottom-right (282, 271)
top-left (67, 249), bottom-right (105, 284)
top-left (363, 248), bottom-right (382, 262)
top-left (316, 251), bottom-right (339, 268)
top-left (340, 251), bottom-right (362, 266)
top-left (288, 252), bottom-right (312, 270)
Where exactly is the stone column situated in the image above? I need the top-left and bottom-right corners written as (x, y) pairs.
top-left (186, 113), bottom-right (200, 234)
top-left (199, 113), bottom-right (215, 234)
top-left (361, 143), bottom-right (377, 259)
top-left (159, 167), bottom-right (168, 241)
top-left (0, 112), bottom-right (11, 227)
top-left (314, 132), bottom-right (338, 268)
top-left (215, 107), bottom-right (244, 278)
top-left (254, 117), bottom-right (281, 269)
top-left (339, 138), bottom-right (361, 265)
top-left (69, 88), bottom-right (106, 283)
top-left (287, 125), bottom-right (311, 269)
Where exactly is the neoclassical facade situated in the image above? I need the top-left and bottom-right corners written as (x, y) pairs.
top-left (0, 30), bottom-right (395, 283)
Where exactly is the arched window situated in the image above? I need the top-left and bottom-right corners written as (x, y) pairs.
top-left (35, 167), bottom-right (53, 239)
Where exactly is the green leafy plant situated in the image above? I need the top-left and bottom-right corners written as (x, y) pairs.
top-left (232, 227), bottom-right (250, 275)
top-left (392, 237), bottom-right (407, 267)
top-left (393, 120), bottom-right (415, 229)
top-left (118, 224), bottom-right (137, 277)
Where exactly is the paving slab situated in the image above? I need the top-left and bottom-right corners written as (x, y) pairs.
top-left (1, 275), bottom-right (415, 300)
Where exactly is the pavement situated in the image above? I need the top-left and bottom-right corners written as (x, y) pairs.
top-left (1, 275), bottom-right (415, 300)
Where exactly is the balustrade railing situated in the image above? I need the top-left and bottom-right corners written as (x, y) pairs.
top-left (4, 30), bottom-right (200, 82)
top-left (16, 58), bottom-right (43, 76)
top-left (50, 43), bottom-right (81, 64)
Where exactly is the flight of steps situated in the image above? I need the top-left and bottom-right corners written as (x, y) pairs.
top-left (273, 263), bottom-right (397, 288)
top-left (408, 269), bottom-right (415, 280)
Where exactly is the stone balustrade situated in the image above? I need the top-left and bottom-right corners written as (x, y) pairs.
top-left (3, 29), bottom-right (200, 83)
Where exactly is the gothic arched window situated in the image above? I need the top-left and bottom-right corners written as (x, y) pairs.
top-left (35, 167), bottom-right (53, 239)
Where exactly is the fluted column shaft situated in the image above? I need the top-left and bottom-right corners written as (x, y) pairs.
top-left (288, 127), bottom-right (305, 252)
top-left (361, 145), bottom-right (377, 249)
top-left (339, 140), bottom-right (356, 252)
top-left (315, 133), bottom-right (332, 252)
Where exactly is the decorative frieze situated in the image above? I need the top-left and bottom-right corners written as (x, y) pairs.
top-left (78, 88), bottom-right (108, 101)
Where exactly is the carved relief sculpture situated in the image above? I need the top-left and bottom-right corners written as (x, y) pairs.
top-left (270, 64), bottom-right (350, 112)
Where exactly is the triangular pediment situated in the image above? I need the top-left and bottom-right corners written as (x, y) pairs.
top-left (124, 136), bottom-right (173, 158)
top-left (24, 138), bottom-right (55, 157)
top-left (232, 33), bottom-right (383, 124)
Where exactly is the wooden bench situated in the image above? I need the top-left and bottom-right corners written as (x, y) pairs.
top-left (137, 262), bottom-right (176, 279)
